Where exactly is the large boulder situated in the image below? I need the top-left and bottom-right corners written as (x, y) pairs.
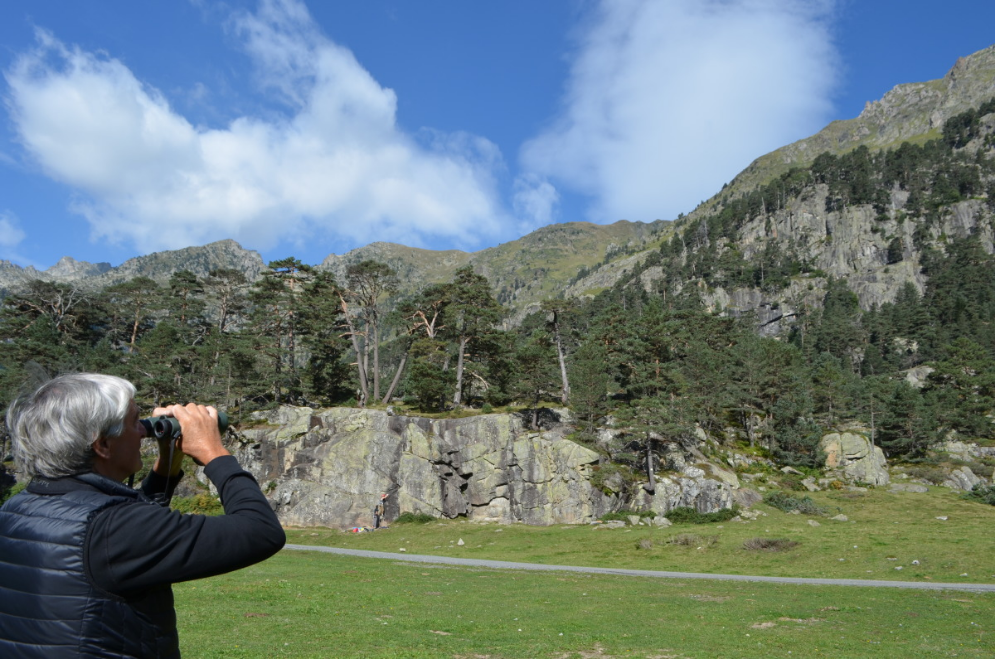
top-left (819, 430), bottom-right (889, 486)
top-left (943, 466), bottom-right (982, 491)
top-left (632, 474), bottom-right (735, 515)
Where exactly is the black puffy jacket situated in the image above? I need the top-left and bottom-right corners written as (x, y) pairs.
top-left (0, 474), bottom-right (178, 658)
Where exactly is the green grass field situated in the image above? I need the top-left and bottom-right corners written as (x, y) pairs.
top-left (176, 487), bottom-right (995, 657)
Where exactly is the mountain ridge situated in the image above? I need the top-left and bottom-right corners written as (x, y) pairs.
top-left (3, 44), bottom-right (994, 324)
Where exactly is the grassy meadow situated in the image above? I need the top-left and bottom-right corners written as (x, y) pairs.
top-left (176, 487), bottom-right (995, 657)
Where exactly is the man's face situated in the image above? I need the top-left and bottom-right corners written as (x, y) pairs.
top-left (94, 399), bottom-right (146, 482)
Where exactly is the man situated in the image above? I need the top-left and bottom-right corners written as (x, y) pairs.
top-left (373, 492), bottom-right (388, 529)
top-left (0, 373), bottom-right (286, 658)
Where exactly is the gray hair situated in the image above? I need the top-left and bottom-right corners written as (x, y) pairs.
top-left (7, 373), bottom-right (136, 479)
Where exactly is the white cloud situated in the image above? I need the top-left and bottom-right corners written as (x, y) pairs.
top-left (4, 0), bottom-right (507, 255)
top-left (522, 0), bottom-right (839, 223)
top-left (513, 174), bottom-right (560, 227)
top-left (0, 211), bottom-right (26, 248)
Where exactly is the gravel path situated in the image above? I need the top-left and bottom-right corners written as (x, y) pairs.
top-left (284, 544), bottom-right (995, 592)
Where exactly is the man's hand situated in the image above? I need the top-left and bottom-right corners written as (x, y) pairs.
top-left (150, 406), bottom-right (184, 477)
top-left (153, 404), bottom-right (231, 469)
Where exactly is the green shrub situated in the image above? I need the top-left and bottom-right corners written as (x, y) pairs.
top-left (589, 463), bottom-right (636, 496)
top-left (778, 473), bottom-right (808, 491)
top-left (905, 466), bottom-right (948, 485)
top-left (963, 484), bottom-right (995, 506)
top-left (600, 509), bottom-right (656, 522)
top-left (394, 512), bottom-right (436, 524)
top-left (170, 493), bottom-right (224, 515)
top-left (0, 481), bottom-right (25, 505)
top-left (481, 403), bottom-right (493, 414)
top-left (763, 491), bottom-right (830, 516)
top-left (667, 533), bottom-right (718, 547)
top-left (665, 506), bottom-right (738, 524)
top-left (949, 458), bottom-right (991, 476)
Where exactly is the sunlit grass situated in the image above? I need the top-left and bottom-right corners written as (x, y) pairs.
top-left (177, 552), bottom-right (995, 658)
top-left (285, 487), bottom-right (995, 584)
top-left (174, 486), bottom-right (995, 657)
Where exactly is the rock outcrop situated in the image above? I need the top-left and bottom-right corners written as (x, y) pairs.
top-left (943, 466), bottom-right (982, 492)
top-left (819, 430), bottom-right (890, 486)
top-left (227, 406), bottom-right (738, 528)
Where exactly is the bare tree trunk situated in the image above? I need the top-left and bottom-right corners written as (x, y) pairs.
top-left (645, 436), bottom-right (656, 494)
top-left (381, 351), bottom-right (408, 404)
top-left (339, 295), bottom-right (369, 406)
top-left (553, 322), bottom-right (570, 405)
top-left (129, 311), bottom-right (141, 353)
top-left (452, 336), bottom-right (468, 406)
top-left (372, 322), bottom-right (381, 401)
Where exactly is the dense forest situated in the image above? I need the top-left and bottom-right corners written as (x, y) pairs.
top-left (2, 101), bottom-right (995, 479)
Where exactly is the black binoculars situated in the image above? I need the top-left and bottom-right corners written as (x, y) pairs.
top-left (140, 411), bottom-right (229, 440)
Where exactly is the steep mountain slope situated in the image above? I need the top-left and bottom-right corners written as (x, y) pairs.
top-left (321, 221), bottom-right (667, 320)
top-left (319, 242), bottom-right (473, 293)
top-left (719, 45), bottom-right (995, 208)
top-left (470, 220), bottom-right (666, 320)
top-left (566, 44), bottom-right (995, 331)
top-left (315, 220), bottom-right (665, 320)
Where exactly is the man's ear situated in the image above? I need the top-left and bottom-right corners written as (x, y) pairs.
top-left (92, 435), bottom-right (113, 460)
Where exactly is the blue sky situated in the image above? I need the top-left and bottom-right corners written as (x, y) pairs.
top-left (1, 0), bottom-right (993, 270)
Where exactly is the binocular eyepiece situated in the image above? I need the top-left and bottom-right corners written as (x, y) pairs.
top-left (140, 411), bottom-right (229, 441)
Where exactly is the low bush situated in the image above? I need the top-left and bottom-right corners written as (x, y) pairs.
top-left (590, 463), bottom-right (636, 496)
top-left (962, 484), bottom-right (995, 506)
top-left (763, 491), bottom-right (830, 516)
top-left (665, 506), bottom-right (738, 524)
top-left (905, 465), bottom-right (948, 485)
top-left (0, 481), bottom-right (25, 505)
top-left (948, 458), bottom-right (991, 476)
top-left (778, 473), bottom-right (808, 492)
top-left (394, 512), bottom-right (436, 524)
top-left (668, 533), bottom-right (718, 547)
top-left (743, 537), bottom-right (799, 552)
top-left (600, 509), bottom-right (656, 522)
top-left (170, 493), bottom-right (223, 515)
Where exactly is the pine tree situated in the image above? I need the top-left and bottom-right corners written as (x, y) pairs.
top-left (878, 381), bottom-right (934, 459)
top-left (444, 266), bottom-right (502, 407)
top-left (512, 330), bottom-right (558, 429)
top-left (344, 261), bottom-right (399, 403)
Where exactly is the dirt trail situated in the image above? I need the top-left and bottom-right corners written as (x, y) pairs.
top-left (284, 544), bottom-right (995, 592)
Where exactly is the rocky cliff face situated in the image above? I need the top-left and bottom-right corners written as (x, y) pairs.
top-left (695, 187), bottom-right (993, 332)
top-left (566, 185), bottom-right (994, 333)
top-left (227, 406), bottom-right (738, 528)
